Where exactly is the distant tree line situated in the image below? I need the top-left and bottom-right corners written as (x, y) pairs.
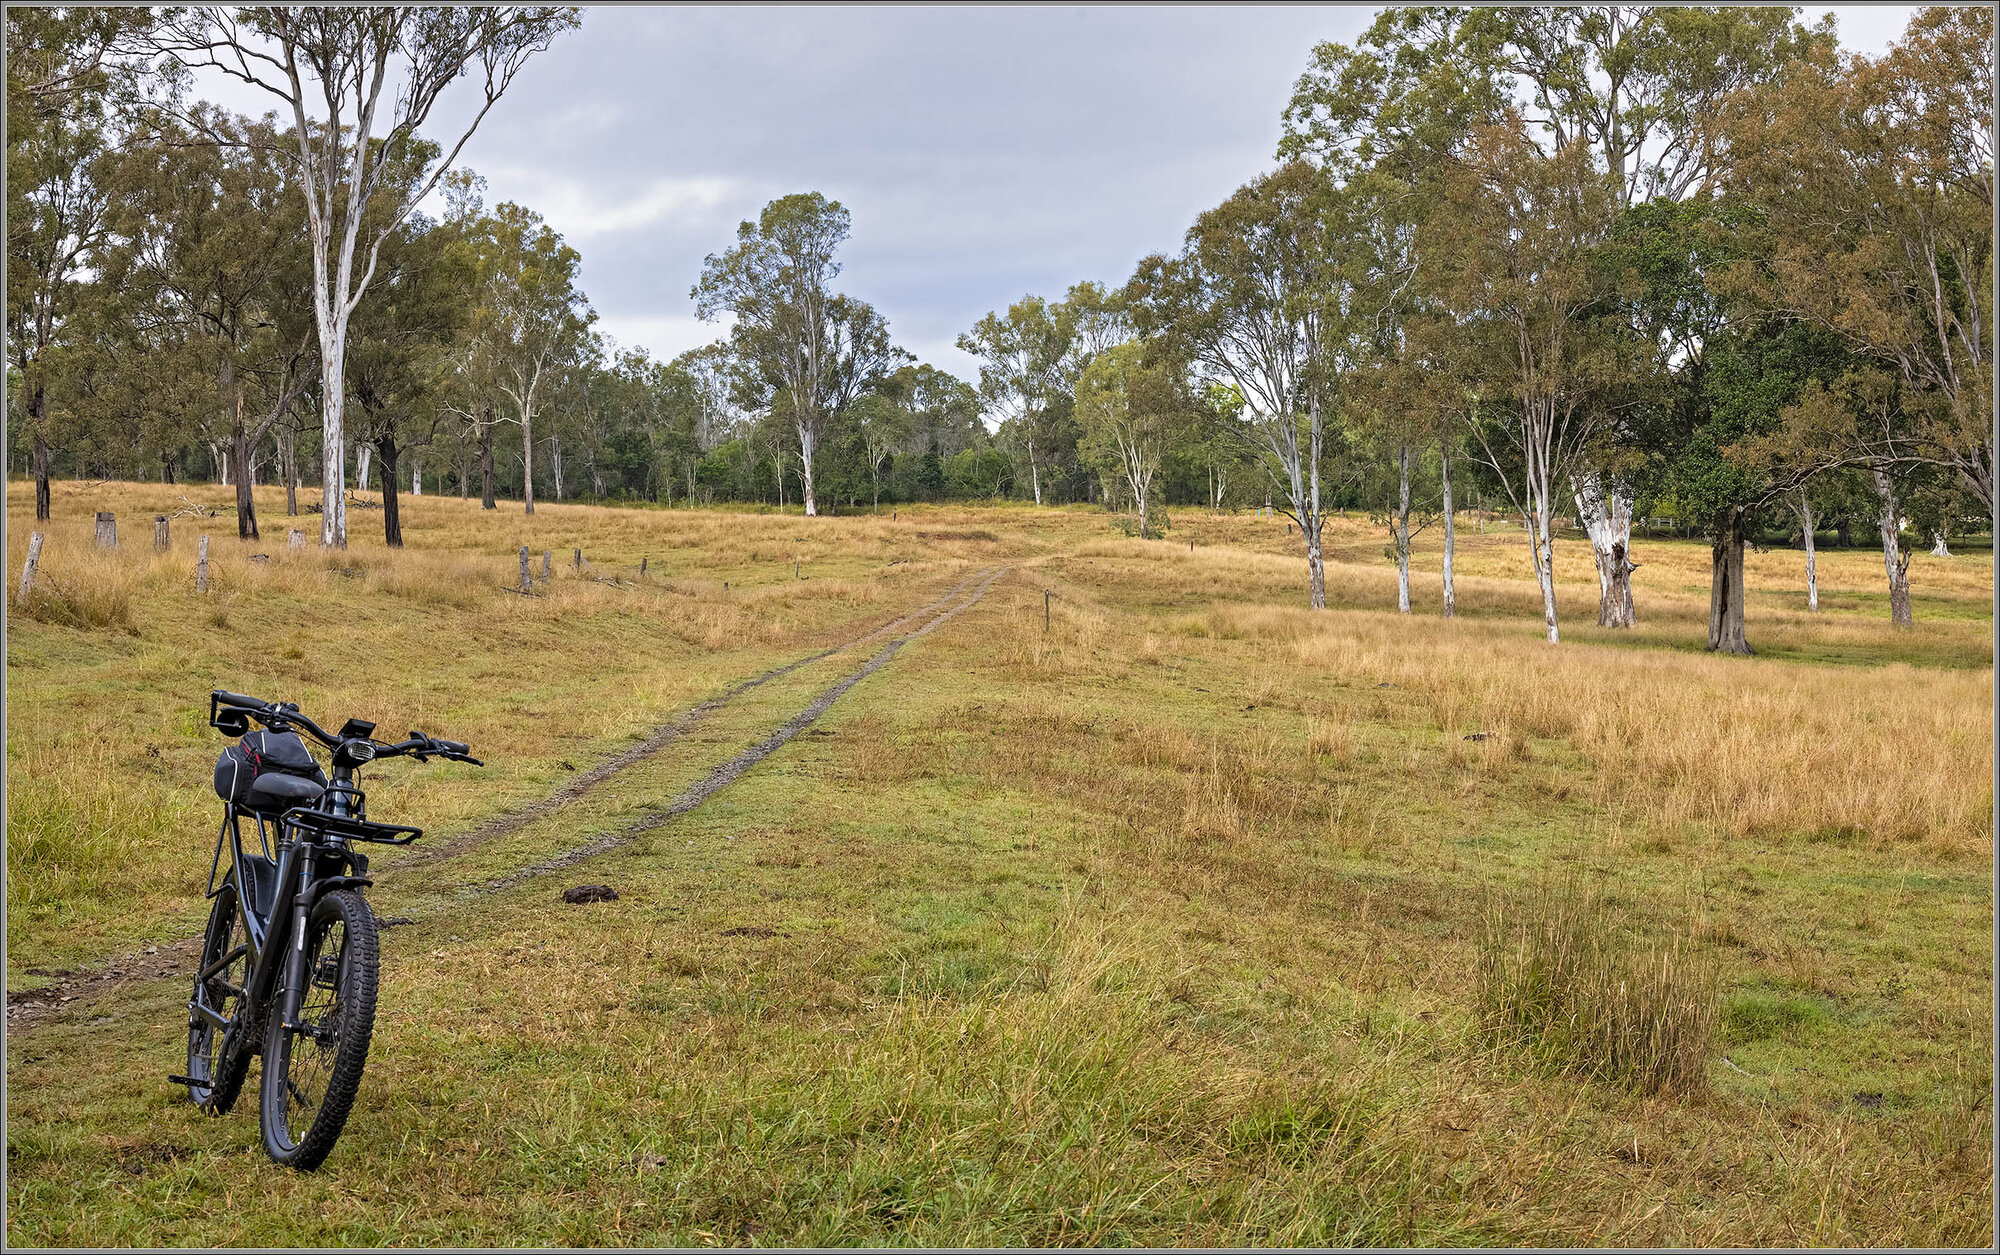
top-left (9, 7), bottom-right (1990, 652)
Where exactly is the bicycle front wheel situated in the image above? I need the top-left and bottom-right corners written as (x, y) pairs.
top-left (259, 889), bottom-right (379, 1170)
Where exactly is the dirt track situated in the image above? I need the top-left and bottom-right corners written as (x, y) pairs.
top-left (5, 568), bottom-right (1004, 1034)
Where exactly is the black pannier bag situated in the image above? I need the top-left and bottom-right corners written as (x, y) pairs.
top-left (213, 729), bottom-right (329, 813)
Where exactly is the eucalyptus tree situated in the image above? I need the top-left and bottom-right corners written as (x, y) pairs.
top-left (1287, 4), bottom-right (1823, 627)
top-left (1074, 341), bottom-right (1193, 540)
top-left (664, 344), bottom-right (739, 505)
top-left (345, 210), bottom-right (472, 545)
top-left (1419, 120), bottom-right (1624, 643)
top-left (957, 295), bottom-right (1068, 505)
top-left (1720, 7), bottom-right (1993, 523)
top-left (849, 392), bottom-right (909, 513)
top-left (693, 193), bottom-right (907, 516)
top-left (462, 201), bottom-right (594, 515)
top-left (104, 110), bottom-right (320, 539)
top-left (144, 6), bottom-right (581, 545)
top-left (958, 283), bottom-right (1127, 506)
top-left (7, 7), bottom-right (128, 520)
top-left (1129, 162), bottom-right (1359, 609)
top-left (890, 363), bottom-right (982, 460)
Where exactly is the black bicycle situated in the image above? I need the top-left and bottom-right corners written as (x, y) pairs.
top-left (173, 689), bottom-right (480, 1170)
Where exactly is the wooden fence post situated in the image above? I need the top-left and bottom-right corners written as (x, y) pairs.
top-left (519, 546), bottom-right (531, 592)
top-left (542, 551), bottom-right (551, 581)
top-left (1044, 589), bottom-right (1051, 633)
top-left (95, 512), bottom-right (117, 548)
top-left (155, 515), bottom-right (171, 552)
top-left (196, 535), bottom-right (210, 593)
top-left (640, 557), bottom-right (648, 577)
top-left (573, 547), bottom-right (581, 573)
top-left (17, 532), bottom-right (44, 603)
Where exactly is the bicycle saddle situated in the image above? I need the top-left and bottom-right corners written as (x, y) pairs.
top-left (245, 772), bottom-right (325, 814)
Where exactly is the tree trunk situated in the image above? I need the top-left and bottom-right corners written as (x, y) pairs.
top-left (1798, 491), bottom-right (1817, 611)
top-left (283, 427), bottom-right (298, 516)
top-left (1930, 530), bottom-right (1950, 558)
top-left (480, 415), bottom-right (496, 509)
top-left (522, 404), bottom-right (536, 515)
top-left (356, 441), bottom-right (372, 492)
top-left (461, 450), bottom-right (472, 501)
top-left (1440, 444), bottom-right (1456, 619)
top-left (1707, 508), bottom-right (1751, 654)
top-left (1028, 438), bottom-right (1042, 506)
top-left (231, 426), bottom-right (259, 540)
top-left (1305, 521), bottom-right (1326, 610)
top-left (1138, 486), bottom-right (1149, 540)
top-left (411, 453), bottom-right (422, 496)
top-left (320, 339), bottom-right (348, 548)
top-left (550, 434), bottom-right (564, 502)
top-left (162, 452), bottom-right (178, 486)
top-left (377, 437), bottom-right (402, 548)
top-left (33, 432), bottom-right (51, 522)
top-left (1872, 466), bottom-right (1913, 628)
top-left (798, 428), bottom-right (817, 517)
top-left (1573, 471), bottom-right (1635, 627)
top-left (1527, 502), bottom-right (1560, 644)
top-left (1395, 443), bottom-right (1412, 614)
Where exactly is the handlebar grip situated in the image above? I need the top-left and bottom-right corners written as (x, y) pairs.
top-left (213, 690), bottom-right (270, 711)
top-left (435, 738), bottom-right (470, 756)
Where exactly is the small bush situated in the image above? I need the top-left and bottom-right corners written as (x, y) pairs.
top-left (1477, 878), bottom-right (1719, 1096)
top-left (14, 571), bottom-right (133, 631)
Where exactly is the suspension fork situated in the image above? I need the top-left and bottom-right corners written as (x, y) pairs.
top-left (276, 846), bottom-right (319, 1033)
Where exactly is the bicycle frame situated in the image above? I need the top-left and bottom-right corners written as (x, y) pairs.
top-left (192, 751), bottom-right (419, 1066)
top-left (193, 806), bottom-right (373, 1054)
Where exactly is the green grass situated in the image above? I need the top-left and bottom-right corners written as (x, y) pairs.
top-left (5, 482), bottom-right (1992, 1246)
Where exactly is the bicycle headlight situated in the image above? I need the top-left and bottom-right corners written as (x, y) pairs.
top-left (345, 740), bottom-right (376, 764)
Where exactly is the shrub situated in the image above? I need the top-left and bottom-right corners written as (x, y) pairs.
top-left (13, 570), bottom-right (133, 631)
top-left (1476, 878), bottom-right (1718, 1096)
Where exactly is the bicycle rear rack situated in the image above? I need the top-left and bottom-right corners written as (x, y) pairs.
top-left (278, 807), bottom-right (423, 846)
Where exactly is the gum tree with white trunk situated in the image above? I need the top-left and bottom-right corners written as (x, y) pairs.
top-left (695, 193), bottom-right (908, 518)
top-left (144, 6), bottom-right (580, 545)
top-left (1130, 162), bottom-right (1357, 610)
top-left (1422, 120), bottom-right (1622, 643)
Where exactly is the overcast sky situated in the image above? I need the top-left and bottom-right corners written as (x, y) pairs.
top-left (196, 5), bottom-right (1919, 381)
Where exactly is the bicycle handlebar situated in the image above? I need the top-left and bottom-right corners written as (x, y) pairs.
top-left (208, 690), bottom-right (481, 766)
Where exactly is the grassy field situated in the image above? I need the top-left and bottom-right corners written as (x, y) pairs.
top-left (5, 480), bottom-right (1992, 1247)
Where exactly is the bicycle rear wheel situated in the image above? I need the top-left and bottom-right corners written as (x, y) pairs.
top-left (185, 883), bottom-right (252, 1114)
top-left (259, 889), bottom-right (379, 1170)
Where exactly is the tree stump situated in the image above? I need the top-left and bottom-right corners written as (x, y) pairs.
top-left (17, 532), bottom-right (44, 603)
top-left (640, 557), bottom-right (648, 577)
top-left (196, 535), bottom-right (211, 593)
top-left (155, 515), bottom-right (171, 552)
top-left (288, 529), bottom-right (304, 549)
top-left (573, 547), bottom-right (581, 572)
top-left (94, 512), bottom-right (117, 548)
top-left (519, 546), bottom-right (531, 592)
top-left (542, 551), bottom-right (551, 581)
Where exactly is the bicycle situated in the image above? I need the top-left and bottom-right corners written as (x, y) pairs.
top-left (171, 689), bottom-right (481, 1170)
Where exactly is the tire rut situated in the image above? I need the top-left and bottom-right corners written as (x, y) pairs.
top-left (469, 565), bottom-right (1007, 895)
top-left (7, 569), bottom-right (994, 1035)
top-left (401, 569), bottom-right (984, 867)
